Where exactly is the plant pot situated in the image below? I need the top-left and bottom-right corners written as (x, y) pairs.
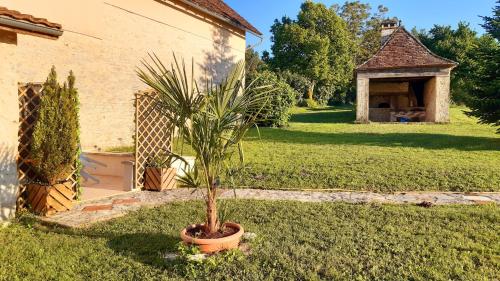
top-left (180, 222), bottom-right (244, 254)
top-left (144, 167), bottom-right (177, 191)
top-left (26, 181), bottom-right (75, 216)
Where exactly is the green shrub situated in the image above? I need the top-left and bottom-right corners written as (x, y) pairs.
top-left (306, 98), bottom-right (318, 108)
top-left (252, 70), bottom-right (296, 127)
top-left (297, 99), bottom-right (307, 107)
top-left (29, 67), bottom-right (80, 185)
top-left (314, 84), bottom-right (335, 105)
top-left (328, 91), bottom-right (347, 106)
top-left (297, 98), bottom-right (318, 108)
top-left (278, 70), bottom-right (311, 100)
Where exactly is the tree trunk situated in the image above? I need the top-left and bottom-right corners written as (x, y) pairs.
top-left (206, 189), bottom-right (218, 234)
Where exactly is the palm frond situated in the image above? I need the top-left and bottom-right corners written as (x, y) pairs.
top-left (137, 54), bottom-right (274, 201)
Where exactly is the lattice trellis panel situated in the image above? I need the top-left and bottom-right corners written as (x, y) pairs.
top-left (17, 83), bottom-right (79, 210)
top-left (135, 90), bottom-right (172, 189)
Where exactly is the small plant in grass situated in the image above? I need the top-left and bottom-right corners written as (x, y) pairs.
top-left (27, 67), bottom-right (80, 215)
top-left (137, 54), bottom-right (273, 253)
top-left (175, 243), bottom-right (245, 279)
top-left (298, 98), bottom-right (319, 108)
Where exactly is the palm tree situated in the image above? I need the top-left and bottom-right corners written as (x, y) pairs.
top-left (137, 54), bottom-right (273, 234)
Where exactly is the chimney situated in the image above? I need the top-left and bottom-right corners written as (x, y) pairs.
top-left (381, 19), bottom-right (399, 44)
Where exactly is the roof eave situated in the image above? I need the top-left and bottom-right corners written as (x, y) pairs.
top-left (176, 0), bottom-right (262, 37)
top-left (357, 63), bottom-right (458, 72)
top-left (0, 16), bottom-right (63, 39)
top-left (356, 27), bottom-right (458, 72)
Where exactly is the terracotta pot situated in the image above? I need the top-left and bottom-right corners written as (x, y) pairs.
top-left (144, 167), bottom-right (177, 191)
top-left (180, 222), bottom-right (244, 254)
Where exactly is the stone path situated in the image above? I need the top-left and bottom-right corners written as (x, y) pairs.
top-left (44, 189), bottom-right (500, 228)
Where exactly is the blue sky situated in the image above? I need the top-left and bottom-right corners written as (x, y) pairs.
top-left (225, 0), bottom-right (497, 53)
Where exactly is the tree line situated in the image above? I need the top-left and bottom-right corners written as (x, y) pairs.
top-left (247, 0), bottom-right (499, 132)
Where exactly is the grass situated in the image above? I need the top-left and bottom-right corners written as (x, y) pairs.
top-left (105, 146), bottom-right (135, 153)
top-left (227, 106), bottom-right (500, 192)
top-left (1, 200), bottom-right (498, 280)
top-left (112, 106), bottom-right (499, 192)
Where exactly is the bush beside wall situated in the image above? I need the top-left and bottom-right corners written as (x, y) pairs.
top-left (29, 67), bottom-right (80, 185)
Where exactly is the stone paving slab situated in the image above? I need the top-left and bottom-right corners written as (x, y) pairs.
top-left (43, 189), bottom-right (500, 228)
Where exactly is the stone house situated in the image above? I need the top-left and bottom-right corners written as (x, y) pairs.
top-left (0, 0), bottom-right (260, 222)
top-left (356, 20), bottom-right (457, 123)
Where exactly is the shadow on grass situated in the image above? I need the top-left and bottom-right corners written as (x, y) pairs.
top-left (256, 130), bottom-right (500, 151)
top-left (290, 108), bottom-right (356, 124)
top-left (106, 232), bottom-right (179, 267)
top-left (16, 215), bottom-right (180, 269)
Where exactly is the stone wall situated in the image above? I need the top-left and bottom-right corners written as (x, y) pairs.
top-left (369, 108), bottom-right (392, 122)
top-left (434, 76), bottom-right (451, 123)
top-left (0, 26), bottom-right (19, 224)
top-left (0, 0), bottom-right (246, 150)
top-left (0, 143), bottom-right (17, 224)
top-left (0, 0), bottom-right (246, 222)
top-left (424, 77), bottom-right (437, 122)
top-left (369, 82), bottom-right (408, 94)
top-left (356, 78), bottom-right (369, 123)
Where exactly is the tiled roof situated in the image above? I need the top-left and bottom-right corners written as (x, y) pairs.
top-left (0, 2), bottom-right (259, 36)
top-left (184, 0), bottom-right (261, 35)
top-left (357, 27), bottom-right (457, 71)
top-left (0, 6), bottom-right (62, 29)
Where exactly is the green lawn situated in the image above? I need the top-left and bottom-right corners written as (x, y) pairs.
top-left (228, 106), bottom-right (500, 192)
top-left (1, 200), bottom-right (498, 280)
top-left (112, 106), bottom-right (500, 192)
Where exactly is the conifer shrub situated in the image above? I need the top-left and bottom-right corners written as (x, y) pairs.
top-left (29, 67), bottom-right (80, 185)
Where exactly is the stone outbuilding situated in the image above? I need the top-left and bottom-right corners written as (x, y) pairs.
top-left (356, 20), bottom-right (457, 123)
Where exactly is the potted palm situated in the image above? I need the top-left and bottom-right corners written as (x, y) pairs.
top-left (137, 55), bottom-right (272, 253)
top-left (27, 67), bottom-right (80, 216)
top-left (144, 154), bottom-right (177, 191)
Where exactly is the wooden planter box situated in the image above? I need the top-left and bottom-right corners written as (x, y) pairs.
top-left (144, 167), bottom-right (177, 191)
top-left (26, 181), bottom-right (75, 216)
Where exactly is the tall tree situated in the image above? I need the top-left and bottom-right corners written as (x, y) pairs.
top-left (270, 16), bottom-right (332, 84)
top-left (333, 1), bottom-right (370, 38)
top-left (269, 1), bottom-right (355, 103)
top-left (334, 1), bottom-right (390, 64)
top-left (245, 47), bottom-right (267, 81)
top-left (414, 22), bottom-right (482, 103)
top-left (481, 0), bottom-right (500, 40)
top-left (467, 1), bottom-right (500, 132)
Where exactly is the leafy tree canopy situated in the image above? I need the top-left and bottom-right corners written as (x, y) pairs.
top-left (413, 1), bottom-right (499, 131)
top-left (269, 1), bottom-right (355, 96)
top-left (413, 22), bottom-right (489, 103)
top-left (245, 47), bottom-right (267, 78)
top-left (334, 1), bottom-right (391, 64)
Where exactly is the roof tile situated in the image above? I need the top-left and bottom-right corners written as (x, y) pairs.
top-left (357, 27), bottom-right (456, 71)
top-left (185, 0), bottom-right (261, 35)
top-left (0, 6), bottom-right (62, 29)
